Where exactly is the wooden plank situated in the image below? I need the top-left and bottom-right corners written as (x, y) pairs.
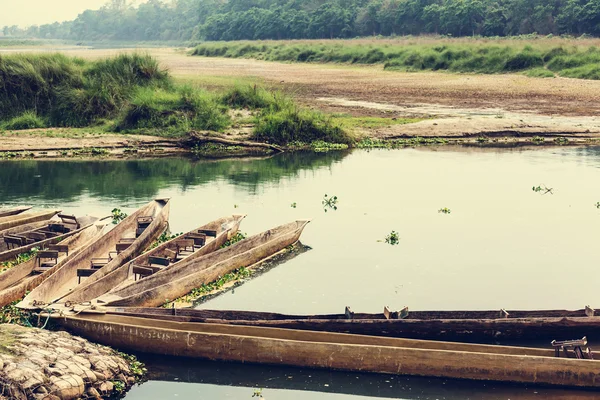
top-left (586, 306), bottom-right (595, 317)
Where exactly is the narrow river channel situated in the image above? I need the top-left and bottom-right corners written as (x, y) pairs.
top-left (2, 146), bottom-right (600, 398)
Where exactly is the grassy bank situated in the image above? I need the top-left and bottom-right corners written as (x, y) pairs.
top-left (0, 53), bottom-right (353, 146)
top-left (192, 39), bottom-right (600, 79)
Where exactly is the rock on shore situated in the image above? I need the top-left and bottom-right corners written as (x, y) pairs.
top-left (0, 324), bottom-right (143, 399)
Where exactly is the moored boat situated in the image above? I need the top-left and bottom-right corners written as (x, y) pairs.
top-left (98, 306), bottom-right (600, 342)
top-left (0, 214), bottom-right (93, 262)
top-left (0, 217), bottom-right (110, 306)
top-left (0, 206), bottom-right (32, 218)
top-left (89, 220), bottom-right (310, 308)
top-left (60, 214), bottom-right (246, 303)
top-left (52, 311), bottom-right (600, 388)
top-left (17, 199), bottom-right (170, 308)
top-left (0, 209), bottom-right (61, 231)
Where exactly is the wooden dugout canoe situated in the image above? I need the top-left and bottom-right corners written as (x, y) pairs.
top-left (101, 306), bottom-right (600, 342)
top-left (0, 214), bottom-right (91, 262)
top-left (0, 217), bottom-right (109, 307)
top-left (0, 206), bottom-right (31, 218)
top-left (91, 220), bottom-right (310, 308)
top-left (17, 199), bottom-right (170, 309)
top-left (53, 312), bottom-right (600, 388)
top-left (60, 214), bottom-right (246, 303)
top-left (0, 209), bottom-right (61, 231)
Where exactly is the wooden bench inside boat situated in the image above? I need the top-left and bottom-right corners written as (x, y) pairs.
top-left (185, 233), bottom-right (206, 247)
top-left (4, 235), bottom-right (28, 249)
top-left (175, 239), bottom-right (195, 253)
top-left (77, 268), bottom-right (98, 284)
top-left (90, 258), bottom-right (110, 269)
top-left (136, 217), bottom-right (153, 237)
top-left (133, 264), bottom-right (162, 280)
top-left (552, 337), bottom-right (594, 359)
top-left (197, 229), bottom-right (217, 237)
top-left (48, 244), bottom-right (69, 256)
top-left (58, 213), bottom-right (80, 229)
top-left (35, 250), bottom-right (59, 268)
top-left (27, 232), bottom-right (47, 242)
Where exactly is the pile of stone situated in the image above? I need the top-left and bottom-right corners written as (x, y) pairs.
top-left (0, 324), bottom-right (141, 399)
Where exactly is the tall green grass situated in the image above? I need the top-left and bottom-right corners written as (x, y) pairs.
top-left (2, 112), bottom-right (46, 130)
top-left (114, 86), bottom-right (230, 135)
top-left (192, 41), bottom-right (600, 79)
top-left (0, 53), bottom-right (169, 126)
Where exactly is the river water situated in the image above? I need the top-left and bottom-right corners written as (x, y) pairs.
top-left (1, 146), bottom-right (600, 399)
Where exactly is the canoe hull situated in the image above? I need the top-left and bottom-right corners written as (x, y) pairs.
top-left (104, 220), bottom-right (309, 307)
top-left (0, 210), bottom-right (60, 232)
top-left (56, 314), bottom-right (600, 388)
top-left (0, 206), bottom-right (31, 218)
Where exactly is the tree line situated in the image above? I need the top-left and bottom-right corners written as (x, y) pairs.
top-left (4, 0), bottom-right (600, 42)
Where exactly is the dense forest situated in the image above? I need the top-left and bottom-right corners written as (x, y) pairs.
top-left (4, 0), bottom-right (600, 42)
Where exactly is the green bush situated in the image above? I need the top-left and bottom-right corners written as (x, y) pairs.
top-left (220, 85), bottom-right (288, 110)
top-left (114, 87), bottom-right (230, 135)
top-left (253, 106), bottom-right (352, 145)
top-left (2, 111), bottom-right (45, 130)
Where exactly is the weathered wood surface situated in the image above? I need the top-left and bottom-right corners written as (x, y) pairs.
top-left (0, 209), bottom-right (61, 231)
top-left (0, 206), bottom-right (31, 218)
top-left (63, 215), bottom-right (245, 303)
top-left (103, 307), bottom-right (600, 341)
top-left (55, 313), bottom-right (600, 388)
top-left (95, 220), bottom-right (309, 307)
top-left (17, 199), bottom-right (170, 309)
top-left (0, 219), bottom-right (107, 307)
top-left (0, 215), bottom-right (98, 262)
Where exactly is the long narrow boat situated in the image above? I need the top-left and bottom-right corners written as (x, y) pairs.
top-left (0, 206), bottom-right (31, 218)
top-left (88, 220), bottom-right (309, 308)
top-left (52, 311), bottom-right (600, 388)
top-left (0, 214), bottom-right (91, 262)
top-left (0, 217), bottom-right (110, 306)
top-left (60, 215), bottom-right (246, 303)
top-left (100, 306), bottom-right (600, 342)
top-left (0, 209), bottom-right (61, 231)
top-left (17, 199), bottom-right (170, 308)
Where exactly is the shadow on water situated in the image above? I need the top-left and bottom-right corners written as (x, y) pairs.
top-left (130, 354), bottom-right (599, 400)
top-left (0, 151), bottom-right (348, 202)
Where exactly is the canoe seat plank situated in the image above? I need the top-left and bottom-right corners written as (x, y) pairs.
top-left (27, 232), bottom-right (47, 242)
top-left (185, 233), bottom-right (206, 247)
top-left (77, 268), bottom-right (98, 284)
top-left (90, 258), bottom-right (109, 269)
top-left (36, 250), bottom-right (58, 268)
top-left (58, 214), bottom-right (80, 229)
top-left (49, 244), bottom-right (69, 256)
top-left (163, 248), bottom-right (178, 262)
top-left (48, 223), bottom-right (70, 233)
top-left (148, 256), bottom-right (170, 267)
top-left (136, 217), bottom-right (154, 236)
top-left (197, 229), bottom-right (217, 237)
top-left (4, 235), bottom-right (26, 249)
top-left (175, 239), bottom-right (195, 253)
top-left (133, 265), bottom-right (162, 281)
top-left (38, 230), bottom-right (59, 238)
top-left (116, 242), bottom-right (132, 252)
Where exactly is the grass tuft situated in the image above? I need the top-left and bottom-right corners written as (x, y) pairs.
top-left (2, 111), bottom-right (46, 130)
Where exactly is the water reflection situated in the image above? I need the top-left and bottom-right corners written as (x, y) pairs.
top-left (125, 354), bottom-right (599, 400)
top-left (0, 151), bottom-right (347, 202)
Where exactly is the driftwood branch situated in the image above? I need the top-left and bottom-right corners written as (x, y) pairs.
top-left (188, 132), bottom-right (284, 153)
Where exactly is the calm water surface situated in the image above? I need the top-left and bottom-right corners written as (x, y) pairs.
top-left (1, 147), bottom-right (600, 399)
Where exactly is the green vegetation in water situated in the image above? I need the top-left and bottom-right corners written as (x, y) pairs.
top-left (111, 208), bottom-right (128, 224)
top-left (168, 267), bottom-right (252, 305)
top-left (1, 248), bottom-right (39, 274)
top-left (71, 147), bottom-right (110, 157)
top-left (0, 151), bottom-right (34, 160)
top-left (115, 351), bottom-right (147, 380)
top-left (532, 185), bottom-right (554, 195)
top-left (438, 207), bottom-right (452, 214)
top-left (356, 137), bottom-right (448, 149)
top-left (112, 380), bottom-right (126, 393)
top-left (384, 231), bottom-right (400, 245)
top-left (554, 137), bottom-right (570, 145)
top-left (0, 300), bottom-right (34, 327)
top-left (253, 388), bottom-right (264, 398)
top-left (193, 41), bottom-right (600, 81)
top-left (531, 136), bottom-right (546, 144)
top-left (322, 194), bottom-right (338, 212)
top-left (150, 231), bottom-right (183, 250)
top-left (596, 202), bottom-right (600, 209)
top-left (291, 202), bottom-right (297, 208)
top-left (221, 232), bottom-right (248, 248)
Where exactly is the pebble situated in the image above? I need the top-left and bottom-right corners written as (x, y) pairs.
top-left (0, 324), bottom-right (140, 399)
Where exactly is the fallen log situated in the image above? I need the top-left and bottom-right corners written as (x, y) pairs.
top-left (188, 132), bottom-right (284, 153)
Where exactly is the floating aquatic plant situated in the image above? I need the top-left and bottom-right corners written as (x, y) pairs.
top-left (532, 185), bottom-right (553, 195)
top-left (322, 194), bottom-right (338, 212)
top-left (384, 231), bottom-right (400, 245)
top-left (438, 207), bottom-right (451, 214)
